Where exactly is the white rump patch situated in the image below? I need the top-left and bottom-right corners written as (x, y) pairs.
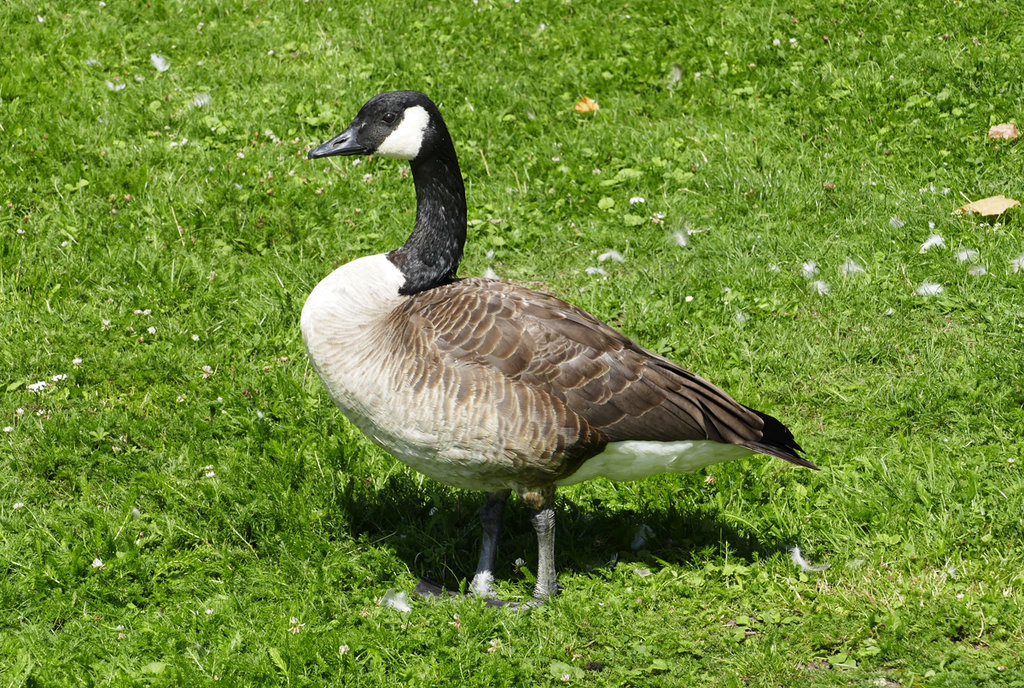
top-left (376, 105), bottom-right (429, 160)
top-left (556, 439), bottom-right (752, 486)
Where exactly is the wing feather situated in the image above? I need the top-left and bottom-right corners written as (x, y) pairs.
top-left (389, 278), bottom-right (812, 474)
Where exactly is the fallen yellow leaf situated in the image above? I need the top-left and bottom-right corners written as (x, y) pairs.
top-left (987, 123), bottom-right (1019, 140)
top-left (957, 195), bottom-right (1020, 217)
top-left (574, 96), bottom-right (599, 113)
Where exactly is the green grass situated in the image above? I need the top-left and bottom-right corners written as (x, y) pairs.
top-left (2, 0), bottom-right (1023, 685)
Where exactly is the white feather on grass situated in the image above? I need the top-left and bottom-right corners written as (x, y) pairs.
top-left (671, 230), bottom-right (688, 247)
top-left (789, 546), bottom-right (830, 572)
top-left (955, 249), bottom-right (979, 263)
top-left (631, 524), bottom-right (655, 551)
top-left (379, 589), bottom-right (411, 613)
top-left (889, 216), bottom-right (905, 229)
top-left (801, 260), bottom-right (819, 279)
top-left (919, 234), bottom-right (945, 252)
top-left (1010, 254), bottom-right (1024, 274)
top-left (191, 93), bottom-right (211, 107)
top-left (483, 267), bottom-right (500, 280)
top-left (968, 265), bottom-right (987, 277)
top-left (840, 258), bottom-right (865, 276)
top-left (811, 280), bottom-right (830, 295)
top-left (585, 266), bottom-right (607, 276)
top-left (915, 281), bottom-right (943, 296)
top-left (598, 250), bottom-right (624, 263)
top-left (150, 53), bottom-right (170, 72)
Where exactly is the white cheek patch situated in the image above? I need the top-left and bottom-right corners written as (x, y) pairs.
top-left (376, 105), bottom-right (429, 160)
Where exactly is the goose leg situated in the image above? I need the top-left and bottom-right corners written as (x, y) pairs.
top-left (513, 485), bottom-right (559, 604)
top-left (530, 501), bottom-right (559, 600)
top-left (470, 490), bottom-right (510, 599)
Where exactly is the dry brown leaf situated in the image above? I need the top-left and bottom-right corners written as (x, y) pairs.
top-left (987, 123), bottom-right (1019, 140)
top-left (574, 96), bottom-right (599, 114)
top-left (957, 195), bottom-right (1020, 217)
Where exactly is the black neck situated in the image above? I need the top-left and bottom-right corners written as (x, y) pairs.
top-left (388, 137), bottom-right (467, 295)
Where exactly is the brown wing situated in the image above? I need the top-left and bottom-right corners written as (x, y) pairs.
top-left (392, 278), bottom-right (813, 476)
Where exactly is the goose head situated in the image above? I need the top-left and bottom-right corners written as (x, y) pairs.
top-left (307, 90), bottom-right (444, 162)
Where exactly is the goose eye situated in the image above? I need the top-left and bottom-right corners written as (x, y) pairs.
top-left (383, 112), bottom-right (397, 124)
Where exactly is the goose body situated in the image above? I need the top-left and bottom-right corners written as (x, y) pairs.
top-left (303, 91), bottom-right (814, 605)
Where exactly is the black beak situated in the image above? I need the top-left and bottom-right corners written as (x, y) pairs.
top-left (307, 125), bottom-right (365, 159)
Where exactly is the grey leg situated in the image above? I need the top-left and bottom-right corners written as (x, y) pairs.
top-left (530, 502), bottom-right (559, 600)
top-left (470, 490), bottom-right (510, 598)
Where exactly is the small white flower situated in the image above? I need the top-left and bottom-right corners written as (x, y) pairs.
top-left (289, 617), bottom-right (305, 634)
top-left (73, 357), bottom-right (83, 366)
top-left (13, 502), bottom-right (25, 509)
top-left (256, 410), bottom-right (265, 420)
top-left (147, 326), bottom-right (156, 335)
top-left (789, 37), bottom-right (798, 45)
top-left (176, 395), bottom-right (186, 403)
top-left (363, 173), bottom-right (373, 183)
top-left (685, 295), bottom-right (694, 302)
top-left (206, 608), bottom-right (214, 615)
top-left (92, 557), bottom-right (104, 569)
top-left (52, 374), bottom-right (67, 382)
top-left (772, 38), bottom-right (781, 46)
top-left (915, 281), bottom-right (943, 296)
top-left (105, 80), bottom-right (126, 92)
top-left (150, 53), bottom-right (170, 72)
top-left (27, 381), bottom-right (48, 392)
top-left (202, 365), bottom-right (213, 379)
top-left (3, 427), bottom-right (13, 433)
top-left (36, 409), bottom-right (46, 417)
top-left (16, 408), bottom-right (25, 416)
top-left (192, 334), bottom-right (200, 341)
top-left (629, 196), bottom-right (645, 205)
top-left (339, 644), bottom-right (350, 657)
top-left (102, 319), bottom-right (111, 330)
top-left (205, 471), bottom-right (216, 478)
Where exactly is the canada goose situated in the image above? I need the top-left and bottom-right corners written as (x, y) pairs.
top-left (303, 90), bottom-right (816, 607)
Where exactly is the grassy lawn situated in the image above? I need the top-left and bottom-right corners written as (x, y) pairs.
top-left (2, 0), bottom-right (1023, 684)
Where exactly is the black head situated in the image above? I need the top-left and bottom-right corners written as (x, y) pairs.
top-left (307, 91), bottom-right (447, 162)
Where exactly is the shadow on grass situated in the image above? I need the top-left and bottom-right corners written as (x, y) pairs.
top-left (327, 469), bottom-right (796, 594)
